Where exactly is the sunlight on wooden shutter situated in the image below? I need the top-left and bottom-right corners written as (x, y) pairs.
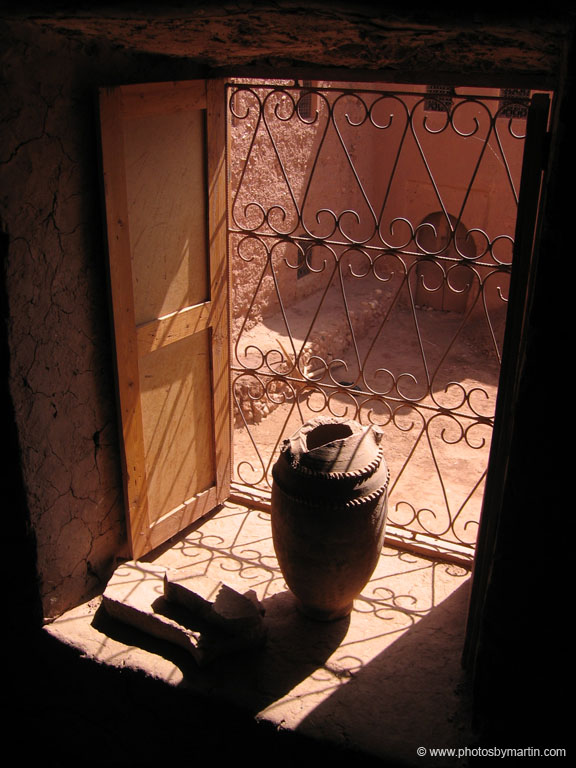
top-left (99, 79), bottom-right (230, 558)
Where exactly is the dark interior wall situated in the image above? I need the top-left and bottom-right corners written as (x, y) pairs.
top-left (19, 3), bottom-right (571, 80)
top-left (1, 19), bottom-right (212, 619)
top-left (468, 27), bottom-right (573, 747)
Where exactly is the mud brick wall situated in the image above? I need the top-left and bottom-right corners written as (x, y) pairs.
top-left (1, 21), bottom-right (206, 618)
top-left (1, 3), bottom-right (571, 620)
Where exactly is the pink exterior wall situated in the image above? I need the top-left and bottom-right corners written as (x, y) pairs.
top-left (230, 81), bottom-right (528, 340)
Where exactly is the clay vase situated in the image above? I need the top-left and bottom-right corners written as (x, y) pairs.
top-left (271, 416), bottom-right (389, 621)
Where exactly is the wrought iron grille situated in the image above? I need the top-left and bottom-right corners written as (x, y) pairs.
top-left (227, 80), bottom-right (531, 558)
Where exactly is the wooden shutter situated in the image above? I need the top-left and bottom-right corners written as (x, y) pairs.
top-left (99, 79), bottom-right (230, 559)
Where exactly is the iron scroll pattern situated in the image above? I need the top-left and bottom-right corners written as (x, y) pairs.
top-left (227, 82), bottom-right (529, 550)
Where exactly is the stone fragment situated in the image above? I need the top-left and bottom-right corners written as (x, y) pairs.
top-left (162, 572), bottom-right (221, 616)
top-left (101, 561), bottom-right (266, 666)
top-left (163, 569), bottom-right (266, 643)
top-left (102, 561), bottom-right (204, 661)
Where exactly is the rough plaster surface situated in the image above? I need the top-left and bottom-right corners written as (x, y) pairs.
top-left (0, 20), bottom-right (206, 618)
top-left (0, 5), bottom-right (572, 620)
top-left (0, 24), bottom-right (125, 617)
top-left (24, 3), bottom-right (569, 78)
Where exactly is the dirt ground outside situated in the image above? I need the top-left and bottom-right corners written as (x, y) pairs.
top-left (231, 267), bottom-right (506, 553)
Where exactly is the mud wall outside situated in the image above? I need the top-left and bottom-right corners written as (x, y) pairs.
top-left (229, 80), bottom-right (527, 337)
top-left (228, 78), bottom-right (527, 433)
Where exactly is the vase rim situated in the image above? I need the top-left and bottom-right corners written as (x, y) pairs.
top-left (280, 417), bottom-right (385, 479)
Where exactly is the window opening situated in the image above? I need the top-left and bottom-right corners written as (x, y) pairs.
top-left (297, 80), bottom-right (315, 120)
top-left (297, 244), bottom-right (314, 279)
top-left (499, 88), bottom-right (530, 120)
top-left (227, 80), bottom-right (548, 562)
top-left (424, 84), bottom-right (455, 113)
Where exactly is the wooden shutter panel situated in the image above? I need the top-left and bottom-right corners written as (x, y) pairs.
top-left (99, 79), bottom-right (230, 559)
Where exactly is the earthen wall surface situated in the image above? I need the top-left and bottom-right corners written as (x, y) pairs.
top-left (1, 21), bottom-right (208, 617)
